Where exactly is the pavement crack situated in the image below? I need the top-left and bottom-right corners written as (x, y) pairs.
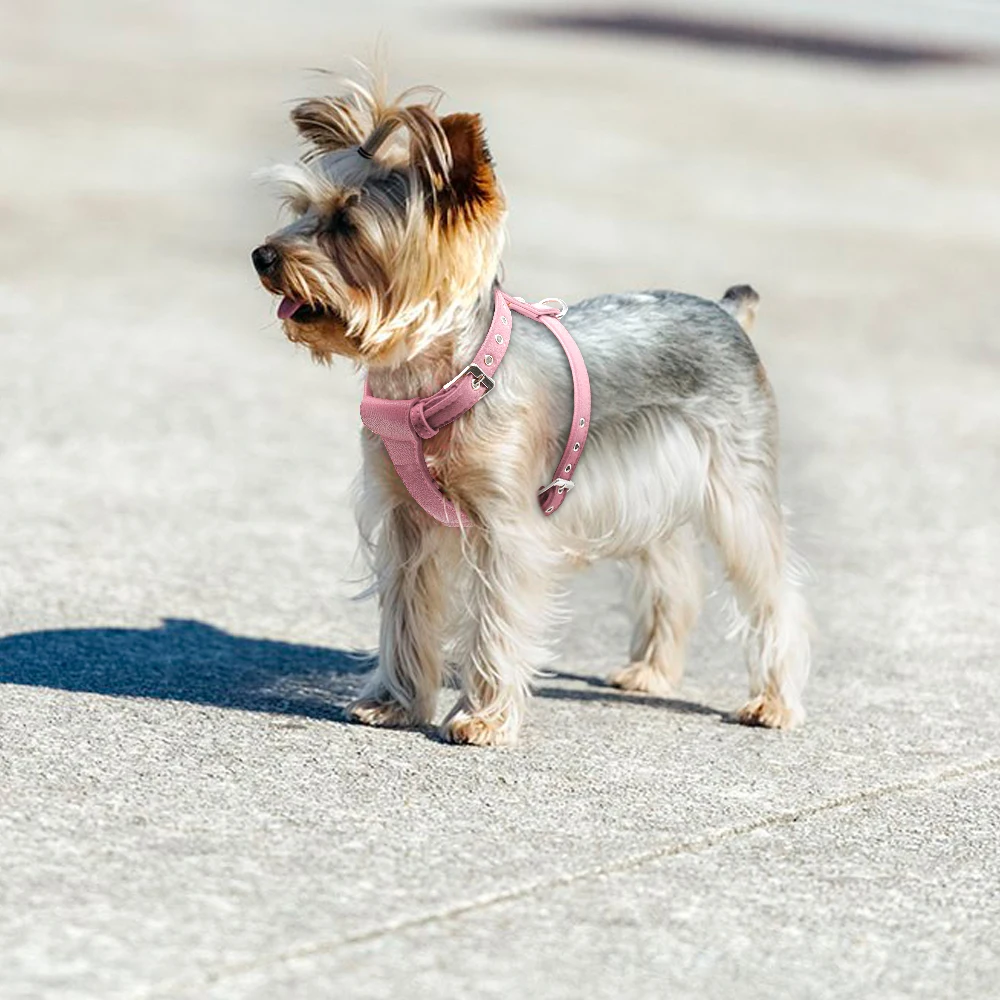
top-left (146, 753), bottom-right (1000, 997)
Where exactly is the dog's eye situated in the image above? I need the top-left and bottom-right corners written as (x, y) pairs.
top-left (326, 210), bottom-right (355, 238)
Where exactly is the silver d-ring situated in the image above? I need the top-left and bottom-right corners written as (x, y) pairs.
top-left (536, 297), bottom-right (568, 318)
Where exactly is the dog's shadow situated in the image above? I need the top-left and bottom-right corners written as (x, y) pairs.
top-left (0, 618), bottom-right (374, 721)
top-left (539, 670), bottom-right (726, 719)
top-left (0, 619), bottom-right (725, 725)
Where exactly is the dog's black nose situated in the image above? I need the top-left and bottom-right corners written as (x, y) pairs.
top-left (252, 244), bottom-right (279, 275)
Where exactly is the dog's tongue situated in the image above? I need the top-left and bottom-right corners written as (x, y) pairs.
top-left (277, 296), bottom-right (303, 320)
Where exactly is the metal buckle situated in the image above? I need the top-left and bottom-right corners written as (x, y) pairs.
top-left (443, 363), bottom-right (495, 394)
top-left (537, 477), bottom-right (575, 495)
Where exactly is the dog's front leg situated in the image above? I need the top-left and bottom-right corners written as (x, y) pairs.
top-left (348, 504), bottom-right (445, 729)
top-left (441, 521), bottom-right (554, 747)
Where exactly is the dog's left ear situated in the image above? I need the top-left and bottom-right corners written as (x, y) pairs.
top-left (290, 97), bottom-right (364, 153)
top-left (434, 113), bottom-right (501, 216)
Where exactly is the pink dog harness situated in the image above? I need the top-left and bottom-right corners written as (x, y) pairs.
top-left (360, 289), bottom-right (591, 527)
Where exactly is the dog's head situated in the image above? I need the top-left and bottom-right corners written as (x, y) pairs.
top-left (252, 81), bottom-right (506, 367)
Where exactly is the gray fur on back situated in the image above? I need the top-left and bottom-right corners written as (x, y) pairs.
top-left (493, 289), bottom-right (765, 444)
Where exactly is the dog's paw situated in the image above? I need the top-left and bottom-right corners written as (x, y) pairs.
top-left (440, 709), bottom-right (518, 747)
top-left (346, 698), bottom-right (417, 729)
top-left (735, 694), bottom-right (804, 730)
top-left (608, 661), bottom-right (677, 697)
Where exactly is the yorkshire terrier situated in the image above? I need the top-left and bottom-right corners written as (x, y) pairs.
top-left (252, 78), bottom-right (811, 745)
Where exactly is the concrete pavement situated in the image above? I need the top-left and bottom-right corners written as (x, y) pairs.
top-left (2, 2), bottom-right (999, 997)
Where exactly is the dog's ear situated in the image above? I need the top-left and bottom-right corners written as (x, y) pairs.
top-left (290, 97), bottom-right (365, 153)
top-left (433, 113), bottom-right (502, 218)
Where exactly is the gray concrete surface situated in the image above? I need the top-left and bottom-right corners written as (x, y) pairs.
top-left (2, 2), bottom-right (999, 998)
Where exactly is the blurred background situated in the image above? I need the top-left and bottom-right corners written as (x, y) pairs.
top-left (2, 0), bottom-right (998, 649)
top-left (2, 2), bottom-right (1000, 997)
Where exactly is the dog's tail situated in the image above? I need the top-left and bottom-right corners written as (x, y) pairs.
top-left (719, 284), bottom-right (760, 333)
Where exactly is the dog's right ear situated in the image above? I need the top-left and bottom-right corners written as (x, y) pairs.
top-left (290, 97), bottom-right (367, 153)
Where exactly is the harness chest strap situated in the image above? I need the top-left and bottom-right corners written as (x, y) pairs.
top-left (360, 288), bottom-right (591, 527)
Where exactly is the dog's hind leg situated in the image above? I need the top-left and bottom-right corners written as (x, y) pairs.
top-left (608, 524), bottom-right (703, 697)
top-left (704, 429), bottom-right (812, 728)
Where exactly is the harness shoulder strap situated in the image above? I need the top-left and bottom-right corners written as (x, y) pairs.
top-left (505, 296), bottom-right (592, 516)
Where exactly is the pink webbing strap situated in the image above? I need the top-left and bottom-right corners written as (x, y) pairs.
top-left (360, 289), bottom-right (591, 527)
top-left (506, 296), bottom-right (592, 517)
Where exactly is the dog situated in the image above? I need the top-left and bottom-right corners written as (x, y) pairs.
top-left (251, 77), bottom-right (812, 745)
